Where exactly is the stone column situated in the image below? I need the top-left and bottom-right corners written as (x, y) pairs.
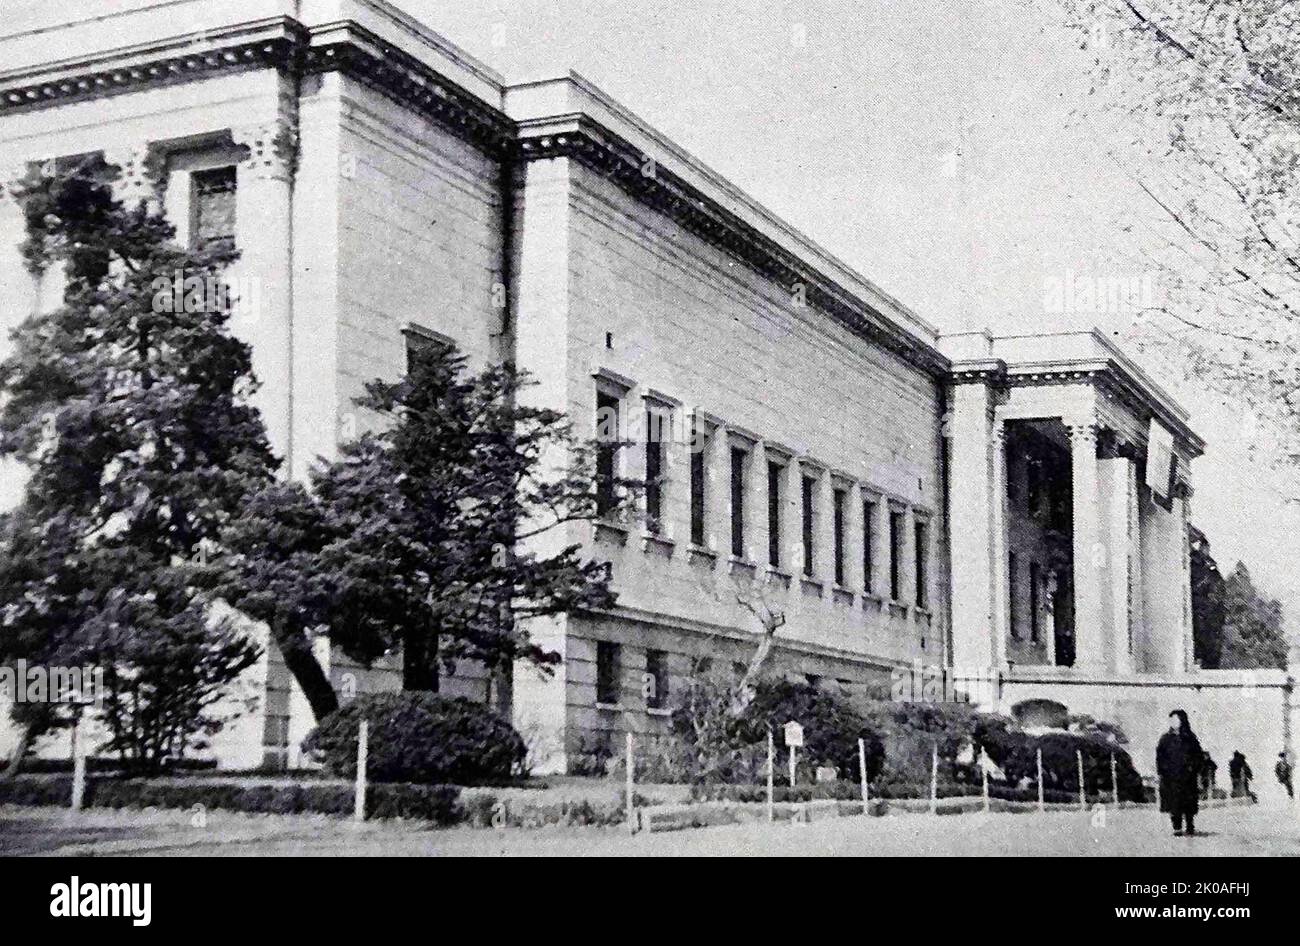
top-left (946, 378), bottom-right (1002, 671)
top-left (231, 120), bottom-right (297, 468)
top-left (1100, 454), bottom-right (1138, 675)
top-left (1070, 421), bottom-right (1105, 672)
top-left (990, 421), bottom-right (1009, 668)
top-left (783, 459), bottom-right (803, 576)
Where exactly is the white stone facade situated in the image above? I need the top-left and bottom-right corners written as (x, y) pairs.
top-left (0, 0), bottom-right (1289, 778)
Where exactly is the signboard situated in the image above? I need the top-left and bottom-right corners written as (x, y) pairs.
top-left (1145, 418), bottom-right (1175, 500)
top-left (783, 721), bottom-right (804, 748)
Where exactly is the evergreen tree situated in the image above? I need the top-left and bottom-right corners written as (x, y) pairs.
top-left (0, 160), bottom-right (273, 771)
top-left (222, 343), bottom-right (630, 693)
top-left (1220, 563), bottom-right (1289, 670)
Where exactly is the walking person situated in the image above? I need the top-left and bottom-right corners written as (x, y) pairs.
top-left (1229, 751), bottom-right (1257, 803)
top-left (1276, 752), bottom-right (1294, 800)
top-left (1200, 752), bottom-right (1217, 801)
top-left (1156, 709), bottom-right (1203, 836)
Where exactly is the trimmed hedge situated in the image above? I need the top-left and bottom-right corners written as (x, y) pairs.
top-left (303, 692), bottom-right (527, 785)
top-left (0, 775), bottom-right (462, 824)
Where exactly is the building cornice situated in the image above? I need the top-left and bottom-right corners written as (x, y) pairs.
top-left (513, 121), bottom-right (951, 378)
top-left (0, 18), bottom-right (303, 114)
top-left (0, 15), bottom-right (952, 378)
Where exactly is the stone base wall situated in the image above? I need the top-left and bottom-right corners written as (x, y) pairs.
top-left (997, 668), bottom-right (1294, 803)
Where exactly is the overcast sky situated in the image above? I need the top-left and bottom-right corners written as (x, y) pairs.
top-left (396, 0), bottom-right (1300, 622)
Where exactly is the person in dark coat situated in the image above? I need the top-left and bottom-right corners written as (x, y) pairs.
top-left (1276, 753), bottom-right (1294, 800)
top-left (1229, 752), bottom-right (1256, 802)
top-left (1156, 709), bottom-right (1203, 836)
top-left (1200, 752), bottom-right (1217, 800)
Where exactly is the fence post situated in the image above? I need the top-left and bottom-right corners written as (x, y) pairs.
top-left (981, 747), bottom-right (990, 814)
top-left (353, 719), bottom-right (368, 824)
top-left (1111, 752), bottom-right (1120, 807)
top-left (625, 730), bottom-right (637, 835)
top-left (1037, 747), bottom-right (1045, 813)
top-left (930, 742), bottom-right (938, 815)
top-left (789, 743), bottom-right (797, 790)
top-left (1077, 750), bottom-right (1086, 810)
top-left (858, 738), bottom-right (869, 816)
top-left (767, 729), bottom-right (775, 822)
top-left (70, 718), bottom-right (86, 812)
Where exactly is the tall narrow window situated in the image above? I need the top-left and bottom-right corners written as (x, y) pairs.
top-left (596, 641), bottom-right (621, 706)
top-left (889, 510), bottom-right (904, 601)
top-left (191, 166), bottom-right (237, 253)
top-left (767, 461), bottom-right (783, 569)
top-left (801, 475), bottom-right (816, 578)
top-left (645, 649), bottom-right (668, 709)
top-left (1029, 562), bottom-right (1041, 643)
top-left (595, 390), bottom-right (620, 519)
top-left (914, 519), bottom-right (928, 608)
top-left (730, 446), bottom-right (747, 558)
top-left (1008, 551), bottom-right (1020, 639)
top-left (690, 420), bottom-right (706, 547)
top-left (832, 487), bottom-right (847, 586)
top-left (863, 499), bottom-right (876, 594)
top-left (645, 408), bottom-right (666, 533)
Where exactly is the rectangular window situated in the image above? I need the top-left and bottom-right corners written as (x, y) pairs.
top-left (645, 649), bottom-right (668, 710)
top-left (767, 461), bottom-right (783, 569)
top-left (645, 408), bottom-right (666, 533)
top-left (1008, 551), bottom-right (1020, 639)
top-left (690, 420), bottom-right (706, 547)
top-left (832, 487), bottom-right (847, 586)
top-left (889, 510), bottom-right (904, 601)
top-left (595, 390), bottom-right (621, 518)
top-left (914, 520), bottom-right (928, 608)
top-left (596, 641), bottom-right (621, 706)
top-left (730, 446), bottom-right (747, 558)
top-left (191, 166), bottom-right (237, 253)
top-left (801, 475), bottom-right (816, 577)
top-left (1029, 562), bottom-right (1041, 643)
top-left (863, 500), bottom-right (876, 594)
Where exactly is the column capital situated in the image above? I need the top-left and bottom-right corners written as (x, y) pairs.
top-left (233, 120), bottom-right (298, 183)
top-left (103, 143), bottom-right (167, 209)
top-left (1067, 420), bottom-right (1099, 446)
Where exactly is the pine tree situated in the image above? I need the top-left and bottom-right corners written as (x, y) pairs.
top-left (0, 160), bottom-right (273, 771)
top-left (223, 343), bottom-right (630, 693)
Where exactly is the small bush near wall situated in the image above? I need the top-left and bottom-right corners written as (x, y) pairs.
top-left (303, 693), bottom-right (527, 785)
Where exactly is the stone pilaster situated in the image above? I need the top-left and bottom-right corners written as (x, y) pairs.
top-left (231, 120), bottom-right (297, 467)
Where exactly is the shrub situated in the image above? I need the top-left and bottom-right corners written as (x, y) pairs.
top-left (303, 693), bottom-right (527, 785)
top-left (0, 775), bottom-right (463, 824)
top-left (736, 679), bottom-right (885, 783)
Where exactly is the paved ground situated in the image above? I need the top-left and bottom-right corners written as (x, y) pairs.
top-left (3, 801), bottom-right (1299, 856)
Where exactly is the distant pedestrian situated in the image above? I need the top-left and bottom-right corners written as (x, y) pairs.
top-left (1199, 752), bottom-right (1217, 800)
top-left (1156, 709), bottom-right (1203, 836)
top-left (1276, 753), bottom-right (1294, 799)
top-left (1229, 751), bottom-right (1256, 803)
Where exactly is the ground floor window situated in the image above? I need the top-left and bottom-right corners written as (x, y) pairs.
top-left (596, 641), bottom-right (621, 705)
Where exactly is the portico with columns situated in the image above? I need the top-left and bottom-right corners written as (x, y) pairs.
top-left (942, 328), bottom-right (1205, 685)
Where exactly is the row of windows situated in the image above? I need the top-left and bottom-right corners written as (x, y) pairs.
top-left (595, 381), bottom-right (932, 609)
top-left (595, 640), bottom-right (668, 708)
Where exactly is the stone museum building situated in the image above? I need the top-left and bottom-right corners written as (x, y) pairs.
top-left (0, 0), bottom-right (1291, 782)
